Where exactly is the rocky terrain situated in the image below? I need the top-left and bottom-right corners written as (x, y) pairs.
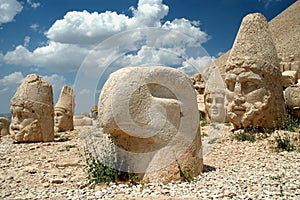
top-left (1, 123), bottom-right (299, 200)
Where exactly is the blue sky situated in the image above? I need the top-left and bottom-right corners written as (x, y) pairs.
top-left (0, 0), bottom-right (297, 114)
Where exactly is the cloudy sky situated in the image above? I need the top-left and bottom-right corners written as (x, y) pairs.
top-left (0, 0), bottom-right (297, 114)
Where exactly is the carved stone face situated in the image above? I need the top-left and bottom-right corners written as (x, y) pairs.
top-left (205, 92), bottom-right (225, 123)
top-left (54, 108), bottom-right (73, 132)
top-left (0, 117), bottom-right (10, 136)
top-left (225, 67), bottom-right (271, 128)
top-left (9, 104), bottom-right (42, 142)
top-left (9, 74), bottom-right (54, 142)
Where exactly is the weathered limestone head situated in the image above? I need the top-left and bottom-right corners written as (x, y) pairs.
top-left (98, 66), bottom-right (202, 183)
top-left (284, 83), bottom-right (300, 119)
top-left (0, 117), bottom-right (10, 136)
top-left (54, 86), bottom-right (75, 132)
top-left (225, 13), bottom-right (286, 129)
top-left (190, 73), bottom-right (206, 115)
top-left (204, 68), bottom-right (226, 123)
top-left (10, 74), bottom-right (54, 142)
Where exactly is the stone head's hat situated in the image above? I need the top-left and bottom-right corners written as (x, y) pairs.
top-left (11, 74), bottom-right (53, 108)
top-left (206, 67), bottom-right (225, 94)
top-left (226, 13), bottom-right (281, 77)
top-left (55, 86), bottom-right (75, 115)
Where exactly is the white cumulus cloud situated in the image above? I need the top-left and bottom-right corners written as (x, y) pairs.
top-left (0, 0), bottom-right (23, 25)
top-left (131, 0), bottom-right (169, 27)
top-left (26, 0), bottom-right (41, 8)
top-left (0, 71), bottom-right (24, 97)
top-left (42, 74), bottom-right (66, 92)
top-left (4, 0), bottom-right (211, 74)
top-left (4, 42), bottom-right (89, 72)
top-left (0, 71), bottom-right (24, 86)
top-left (46, 10), bottom-right (134, 45)
top-left (30, 23), bottom-right (39, 31)
top-left (42, 74), bottom-right (67, 103)
top-left (2, 0), bottom-right (214, 113)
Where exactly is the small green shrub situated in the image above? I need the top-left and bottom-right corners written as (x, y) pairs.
top-left (270, 173), bottom-right (285, 180)
top-left (280, 116), bottom-right (300, 132)
top-left (176, 159), bottom-right (193, 183)
top-left (65, 144), bottom-right (76, 151)
top-left (274, 135), bottom-right (295, 152)
top-left (233, 131), bottom-right (256, 143)
top-left (128, 173), bottom-right (140, 185)
top-left (208, 138), bottom-right (218, 144)
top-left (84, 149), bottom-right (140, 185)
top-left (202, 132), bottom-right (208, 137)
top-left (85, 151), bottom-right (123, 184)
top-left (199, 113), bottom-right (208, 127)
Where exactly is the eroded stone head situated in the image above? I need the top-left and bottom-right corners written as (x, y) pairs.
top-left (204, 68), bottom-right (226, 123)
top-left (54, 86), bottom-right (75, 132)
top-left (225, 13), bottom-right (286, 129)
top-left (98, 66), bottom-right (202, 183)
top-left (284, 83), bottom-right (300, 119)
top-left (9, 74), bottom-right (54, 142)
top-left (0, 117), bottom-right (10, 136)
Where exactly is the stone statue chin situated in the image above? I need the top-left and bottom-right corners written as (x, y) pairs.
top-left (10, 104), bottom-right (42, 142)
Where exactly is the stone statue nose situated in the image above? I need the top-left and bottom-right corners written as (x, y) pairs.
top-left (233, 82), bottom-right (245, 104)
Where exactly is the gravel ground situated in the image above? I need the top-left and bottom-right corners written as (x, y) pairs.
top-left (0, 124), bottom-right (299, 200)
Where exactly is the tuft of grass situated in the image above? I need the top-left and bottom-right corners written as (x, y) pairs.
top-left (59, 144), bottom-right (77, 152)
top-left (232, 127), bottom-right (273, 143)
top-left (270, 173), bottom-right (285, 181)
top-left (65, 144), bottom-right (76, 151)
top-left (233, 130), bottom-right (256, 143)
top-left (201, 132), bottom-right (208, 137)
top-left (176, 159), bottom-right (193, 183)
top-left (199, 113), bottom-right (209, 127)
top-left (208, 138), bottom-right (218, 144)
top-left (274, 135), bottom-right (295, 152)
top-left (84, 148), bottom-right (140, 185)
top-left (280, 115), bottom-right (300, 132)
top-left (85, 151), bottom-right (124, 184)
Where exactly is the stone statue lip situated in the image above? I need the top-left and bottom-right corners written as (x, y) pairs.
top-left (10, 125), bottom-right (20, 134)
top-left (233, 105), bottom-right (246, 114)
top-left (211, 108), bottom-right (219, 114)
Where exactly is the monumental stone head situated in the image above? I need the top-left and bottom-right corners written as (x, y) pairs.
top-left (10, 74), bottom-right (54, 142)
top-left (225, 13), bottom-right (286, 129)
top-left (54, 86), bottom-right (75, 132)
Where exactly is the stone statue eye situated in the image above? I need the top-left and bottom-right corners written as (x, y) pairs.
top-left (206, 97), bottom-right (212, 104)
top-left (226, 80), bottom-right (235, 92)
top-left (242, 81), bottom-right (258, 94)
top-left (56, 112), bottom-right (63, 117)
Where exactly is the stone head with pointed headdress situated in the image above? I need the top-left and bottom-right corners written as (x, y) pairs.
top-left (54, 86), bottom-right (75, 132)
top-left (10, 74), bottom-right (54, 142)
top-left (224, 13), bottom-right (286, 129)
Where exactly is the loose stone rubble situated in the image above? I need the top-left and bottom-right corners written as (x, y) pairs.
top-left (73, 115), bottom-right (93, 126)
top-left (0, 124), bottom-right (299, 199)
